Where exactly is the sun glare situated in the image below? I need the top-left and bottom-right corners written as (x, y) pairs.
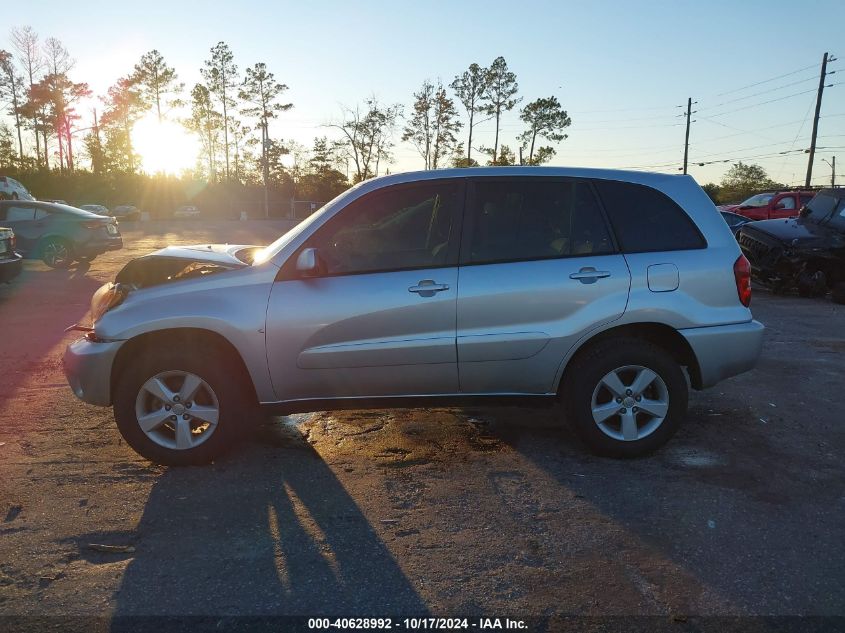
top-left (133, 114), bottom-right (198, 175)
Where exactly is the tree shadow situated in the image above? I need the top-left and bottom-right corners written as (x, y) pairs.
top-left (111, 420), bottom-right (427, 622)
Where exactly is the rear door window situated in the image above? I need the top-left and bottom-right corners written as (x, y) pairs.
top-left (592, 180), bottom-right (705, 252)
top-left (464, 178), bottom-right (614, 264)
top-left (4, 206), bottom-right (35, 221)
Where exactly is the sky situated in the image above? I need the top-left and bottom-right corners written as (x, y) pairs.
top-left (5, 0), bottom-right (845, 187)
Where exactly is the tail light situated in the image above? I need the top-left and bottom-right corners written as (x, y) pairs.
top-left (9, 234), bottom-right (15, 251)
top-left (734, 255), bottom-right (752, 307)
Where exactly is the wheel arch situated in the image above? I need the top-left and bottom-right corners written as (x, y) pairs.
top-left (110, 327), bottom-right (259, 405)
top-left (556, 322), bottom-right (703, 394)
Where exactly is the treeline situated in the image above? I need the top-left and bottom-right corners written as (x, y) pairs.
top-left (0, 26), bottom-right (573, 206)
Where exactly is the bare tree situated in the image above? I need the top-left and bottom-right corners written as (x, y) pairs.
top-left (332, 97), bottom-right (401, 182)
top-left (10, 26), bottom-right (45, 165)
top-left (403, 80), bottom-right (461, 169)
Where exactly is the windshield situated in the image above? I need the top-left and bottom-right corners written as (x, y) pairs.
top-left (802, 193), bottom-right (845, 231)
top-left (740, 193), bottom-right (774, 208)
top-left (253, 184), bottom-right (363, 264)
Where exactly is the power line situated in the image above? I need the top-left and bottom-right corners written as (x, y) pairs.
top-left (697, 73), bottom-right (827, 112)
top-left (714, 61), bottom-right (820, 97)
top-left (704, 84), bottom-right (841, 119)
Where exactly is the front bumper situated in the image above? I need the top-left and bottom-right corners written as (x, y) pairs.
top-left (63, 336), bottom-right (124, 406)
top-left (679, 320), bottom-right (764, 389)
top-left (0, 254), bottom-right (23, 282)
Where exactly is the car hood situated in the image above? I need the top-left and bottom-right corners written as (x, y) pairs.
top-left (114, 243), bottom-right (262, 289)
top-left (718, 204), bottom-right (740, 213)
top-left (744, 217), bottom-right (839, 248)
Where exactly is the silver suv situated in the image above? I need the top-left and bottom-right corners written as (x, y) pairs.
top-left (64, 167), bottom-right (764, 465)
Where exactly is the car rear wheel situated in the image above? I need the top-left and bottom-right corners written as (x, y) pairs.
top-left (113, 347), bottom-right (253, 465)
top-left (41, 237), bottom-right (74, 268)
top-left (563, 338), bottom-right (688, 457)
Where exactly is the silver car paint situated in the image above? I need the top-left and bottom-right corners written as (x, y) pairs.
top-left (65, 166), bottom-right (763, 408)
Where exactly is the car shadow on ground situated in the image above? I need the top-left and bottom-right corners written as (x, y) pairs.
top-left (471, 400), bottom-right (844, 615)
top-left (110, 422), bottom-right (427, 621)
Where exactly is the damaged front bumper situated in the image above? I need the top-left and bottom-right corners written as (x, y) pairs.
top-left (63, 336), bottom-right (124, 406)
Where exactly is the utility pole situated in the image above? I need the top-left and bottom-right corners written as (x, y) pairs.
top-left (823, 156), bottom-right (836, 187)
top-left (519, 146), bottom-right (524, 166)
top-left (805, 52), bottom-right (836, 187)
top-left (682, 98), bottom-right (696, 174)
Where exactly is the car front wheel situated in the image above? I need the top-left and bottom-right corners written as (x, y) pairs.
top-left (113, 348), bottom-right (253, 465)
top-left (563, 338), bottom-right (688, 457)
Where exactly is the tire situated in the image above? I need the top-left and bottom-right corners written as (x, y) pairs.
top-left (832, 282), bottom-right (845, 305)
top-left (40, 237), bottom-right (74, 268)
top-left (563, 338), bottom-right (688, 458)
top-left (113, 346), bottom-right (255, 465)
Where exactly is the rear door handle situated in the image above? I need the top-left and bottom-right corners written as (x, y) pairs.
top-left (409, 280), bottom-right (450, 297)
top-left (569, 267), bottom-right (611, 284)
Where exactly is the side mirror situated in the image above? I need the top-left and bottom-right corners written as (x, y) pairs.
top-left (799, 205), bottom-right (810, 217)
top-left (295, 247), bottom-right (321, 276)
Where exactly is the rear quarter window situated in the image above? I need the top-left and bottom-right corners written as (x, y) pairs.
top-left (593, 179), bottom-right (706, 253)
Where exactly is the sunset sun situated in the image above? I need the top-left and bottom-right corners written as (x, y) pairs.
top-left (133, 113), bottom-right (198, 175)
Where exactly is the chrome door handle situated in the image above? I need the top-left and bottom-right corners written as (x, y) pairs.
top-left (409, 280), bottom-right (450, 296)
top-left (569, 267), bottom-right (611, 284)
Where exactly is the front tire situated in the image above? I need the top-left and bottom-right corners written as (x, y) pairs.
top-left (563, 338), bottom-right (688, 457)
top-left (113, 347), bottom-right (253, 465)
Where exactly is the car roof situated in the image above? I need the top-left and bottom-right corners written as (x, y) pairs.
top-left (349, 166), bottom-right (692, 197)
top-left (0, 200), bottom-right (102, 217)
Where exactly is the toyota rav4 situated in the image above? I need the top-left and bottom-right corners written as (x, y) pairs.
top-left (64, 167), bottom-right (764, 465)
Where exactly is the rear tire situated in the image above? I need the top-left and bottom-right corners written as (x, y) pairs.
top-left (40, 237), bottom-right (73, 268)
top-left (113, 346), bottom-right (255, 465)
top-left (563, 338), bottom-right (688, 458)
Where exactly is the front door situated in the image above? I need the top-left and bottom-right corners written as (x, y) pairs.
top-left (456, 178), bottom-right (631, 394)
top-left (265, 180), bottom-right (465, 403)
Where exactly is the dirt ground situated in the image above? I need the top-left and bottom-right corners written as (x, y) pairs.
top-left (0, 220), bottom-right (843, 627)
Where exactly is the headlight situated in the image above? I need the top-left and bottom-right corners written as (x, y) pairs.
top-left (90, 282), bottom-right (129, 323)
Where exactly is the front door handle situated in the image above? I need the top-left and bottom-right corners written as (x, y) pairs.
top-left (569, 267), bottom-right (611, 284)
top-left (409, 280), bottom-right (450, 297)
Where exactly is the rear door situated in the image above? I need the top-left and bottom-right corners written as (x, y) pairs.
top-left (455, 177), bottom-right (631, 394)
top-left (265, 179), bottom-right (465, 402)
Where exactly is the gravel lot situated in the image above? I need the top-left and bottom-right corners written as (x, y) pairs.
top-left (0, 220), bottom-right (843, 627)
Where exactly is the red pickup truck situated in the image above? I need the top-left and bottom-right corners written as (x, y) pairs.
top-left (719, 190), bottom-right (816, 221)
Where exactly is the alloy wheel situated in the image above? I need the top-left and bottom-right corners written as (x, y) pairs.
top-left (134, 370), bottom-right (220, 450)
top-left (590, 365), bottom-right (669, 441)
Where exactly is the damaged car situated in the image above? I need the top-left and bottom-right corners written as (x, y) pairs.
top-left (739, 188), bottom-right (845, 302)
top-left (63, 167), bottom-right (764, 466)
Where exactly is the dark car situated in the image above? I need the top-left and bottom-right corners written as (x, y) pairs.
top-left (0, 226), bottom-right (23, 282)
top-left (739, 188), bottom-right (845, 302)
top-left (720, 210), bottom-right (752, 239)
top-left (0, 200), bottom-right (123, 268)
top-left (111, 205), bottom-right (141, 221)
